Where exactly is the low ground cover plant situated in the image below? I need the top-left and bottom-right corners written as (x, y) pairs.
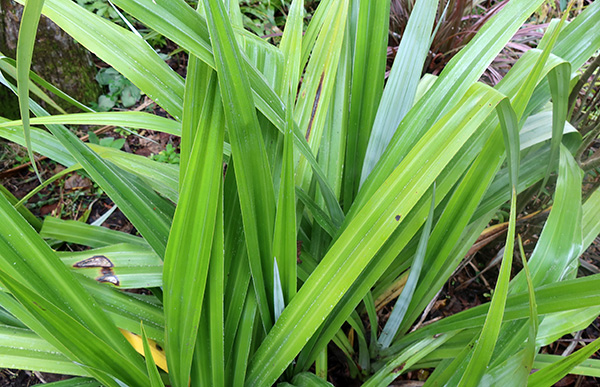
top-left (1, 0), bottom-right (600, 386)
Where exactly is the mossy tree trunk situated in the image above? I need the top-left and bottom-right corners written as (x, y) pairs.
top-left (0, 0), bottom-right (101, 117)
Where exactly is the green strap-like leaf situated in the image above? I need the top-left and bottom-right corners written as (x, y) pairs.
top-left (107, 0), bottom-right (286, 129)
top-left (364, 333), bottom-right (453, 387)
top-left (397, 47), bottom-right (573, 341)
top-left (378, 184), bottom-right (436, 349)
top-left (179, 53), bottom-right (212, 184)
top-left (457, 191), bottom-right (517, 387)
top-left (0, 195), bottom-right (145, 366)
top-left (0, 271), bottom-right (149, 387)
top-left (141, 324), bottom-right (166, 387)
top-left (533, 354), bottom-right (600, 378)
top-left (0, 323), bottom-right (90, 377)
top-left (296, 84), bottom-right (511, 370)
top-left (163, 73), bottom-right (224, 387)
top-left (540, 62), bottom-right (571, 189)
top-left (291, 371), bottom-right (335, 386)
top-left (227, 290), bottom-right (258, 387)
top-left (519, 235), bottom-right (539, 383)
top-left (279, 0), bottom-right (303, 100)
top-left (0, 56), bottom-right (67, 114)
top-left (203, 0), bottom-right (277, 331)
top-left (192, 186), bottom-right (225, 386)
top-left (0, 116), bottom-right (75, 167)
top-left (0, 183), bottom-right (42, 231)
top-left (247, 82), bottom-right (507, 387)
top-left (39, 378), bottom-right (101, 387)
top-left (456, 95), bottom-right (520, 386)
top-left (294, 0), bottom-right (348, 196)
top-left (528, 337), bottom-right (600, 386)
top-left (88, 144), bottom-right (179, 203)
top-left (48, 128), bottom-right (174, 258)
top-left (343, 0), bottom-right (390, 203)
top-left (387, 273), bottom-right (600, 351)
top-left (59, 243), bottom-right (162, 289)
top-left (17, 0), bottom-right (185, 118)
top-left (360, 0), bottom-right (437, 185)
top-left (273, 91), bottom-right (298, 304)
top-left (16, 0), bottom-right (45, 181)
top-left (352, 0), bottom-right (546, 218)
top-left (0, 112), bottom-right (181, 136)
top-left (41, 216), bottom-right (147, 248)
